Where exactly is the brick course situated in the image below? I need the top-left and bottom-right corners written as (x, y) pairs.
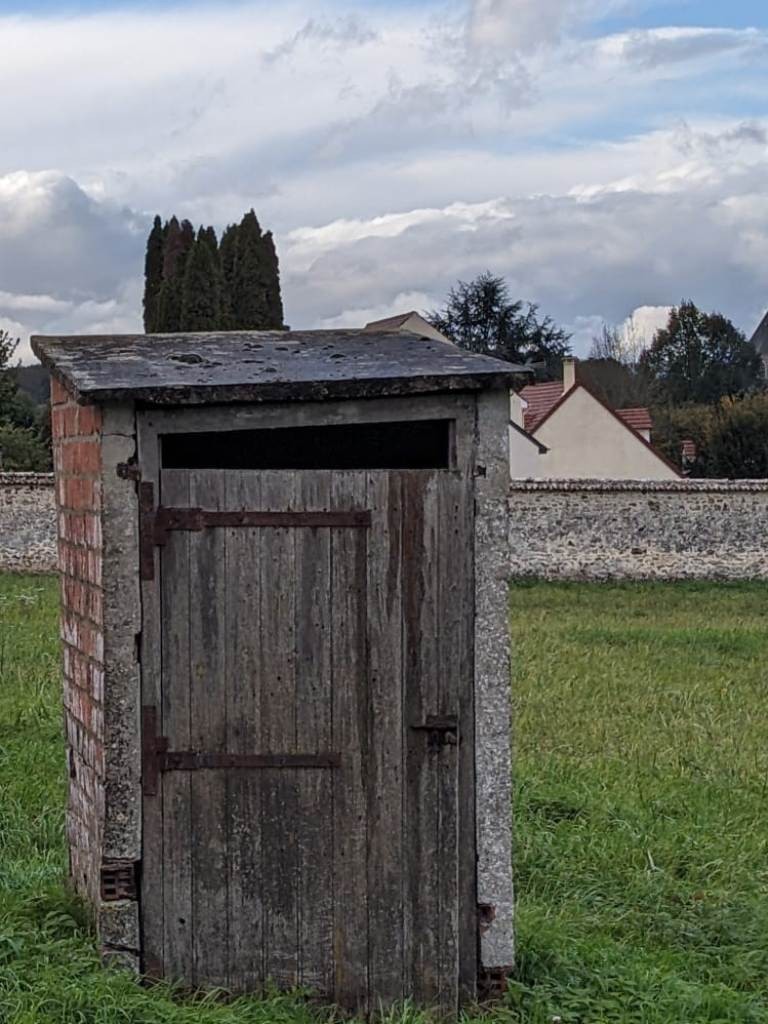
top-left (51, 378), bottom-right (106, 913)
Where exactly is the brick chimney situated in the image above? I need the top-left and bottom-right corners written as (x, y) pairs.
top-left (563, 357), bottom-right (577, 392)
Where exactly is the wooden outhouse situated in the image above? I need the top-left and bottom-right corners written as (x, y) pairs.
top-left (33, 329), bottom-right (516, 1015)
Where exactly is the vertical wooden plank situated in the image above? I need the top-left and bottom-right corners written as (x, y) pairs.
top-left (159, 469), bottom-right (193, 984)
top-left (331, 471), bottom-right (369, 1014)
top-left (188, 470), bottom-right (229, 988)
top-left (225, 471), bottom-right (264, 993)
top-left (260, 471), bottom-right (299, 990)
top-left (138, 417), bottom-right (164, 978)
top-left (366, 472), bottom-right (405, 1006)
top-left (402, 470), bottom-right (440, 1005)
top-left (295, 472), bottom-right (334, 996)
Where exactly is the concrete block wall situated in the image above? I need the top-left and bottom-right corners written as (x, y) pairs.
top-left (509, 479), bottom-right (768, 580)
top-left (51, 377), bottom-right (106, 914)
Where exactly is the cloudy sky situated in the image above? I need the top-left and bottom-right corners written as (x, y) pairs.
top-left (1, 0), bottom-right (767, 361)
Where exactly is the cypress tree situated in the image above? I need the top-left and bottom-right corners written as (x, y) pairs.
top-left (180, 228), bottom-right (222, 331)
top-left (231, 210), bottom-right (266, 329)
top-left (144, 210), bottom-right (283, 332)
top-left (142, 214), bottom-right (164, 332)
top-left (156, 217), bottom-right (195, 331)
top-left (261, 229), bottom-right (285, 329)
top-left (200, 225), bottom-right (219, 258)
top-left (219, 223), bottom-right (239, 329)
top-left (231, 210), bottom-right (285, 330)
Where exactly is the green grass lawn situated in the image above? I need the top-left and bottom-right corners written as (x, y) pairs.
top-left (1, 574), bottom-right (767, 1023)
top-left (510, 581), bottom-right (768, 1024)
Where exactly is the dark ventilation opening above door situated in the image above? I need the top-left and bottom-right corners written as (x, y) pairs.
top-left (161, 420), bottom-right (452, 470)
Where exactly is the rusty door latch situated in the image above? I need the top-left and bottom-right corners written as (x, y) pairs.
top-left (410, 714), bottom-right (458, 751)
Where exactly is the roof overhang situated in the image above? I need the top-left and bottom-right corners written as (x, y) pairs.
top-left (31, 330), bottom-right (526, 406)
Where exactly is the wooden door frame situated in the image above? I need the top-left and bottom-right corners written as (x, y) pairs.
top-left (133, 388), bottom-right (514, 993)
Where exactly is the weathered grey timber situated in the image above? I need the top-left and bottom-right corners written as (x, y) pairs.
top-left (31, 331), bottom-right (522, 405)
top-left (41, 330), bottom-right (515, 1016)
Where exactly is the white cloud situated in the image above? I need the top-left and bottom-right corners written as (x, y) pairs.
top-left (316, 291), bottom-right (438, 330)
top-left (617, 26), bottom-right (768, 69)
top-left (4, 116), bottom-right (767, 364)
top-left (0, 291), bottom-right (72, 314)
top-left (621, 305), bottom-right (671, 346)
top-left (0, 315), bottom-right (32, 363)
top-left (0, 2), bottom-right (762, 370)
top-left (0, 171), bottom-right (144, 361)
top-left (468, 0), bottom-right (620, 52)
top-left (0, 171), bottom-right (143, 300)
top-left (262, 15), bottom-right (378, 64)
top-left (564, 314), bottom-right (607, 357)
top-left (280, 120), bottom-right (768, 343)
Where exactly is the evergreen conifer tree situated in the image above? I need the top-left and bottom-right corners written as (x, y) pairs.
top-left (219, 223), bottom-right (239, 328)
top-left (156, 218), bottom-right (195, 331)
top-left (261, 230), bottom-right (285, 329)
top-left (231, 210), bottom-right (266, 329)
top-left (231, 210), bottom-right (285, 330)
top-left (428, 272), bottom-right (570, 378)
top-left (180, 228), bottom-right (222, 331)
top-left (143, 210), bottom-right (283, 332)
top-left (142, 215), bottom-right (165, 332)
top-left (200, 225), bottom-right (219, 259)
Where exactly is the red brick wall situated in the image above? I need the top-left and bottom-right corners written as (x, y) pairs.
top-left (51, 376), bottom-right (105, 912)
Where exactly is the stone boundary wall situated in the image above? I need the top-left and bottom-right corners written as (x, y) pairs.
top-left (4, 474), bottom-right (768, 581)
top-left (509, 479), bottom-right (768, 580)
top-left (0, 472), bottom-right (57, 573)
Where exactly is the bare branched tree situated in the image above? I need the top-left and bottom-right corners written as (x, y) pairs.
top-left (589, 320), bottom-right (646, 368)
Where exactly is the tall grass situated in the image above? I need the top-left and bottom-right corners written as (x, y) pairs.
top-left (509, 581), bottom-right (768, 1023)
top-left (0, 574), bottom-right (767, 1022)
top-left (0, 576), bottom-right (337, 1024)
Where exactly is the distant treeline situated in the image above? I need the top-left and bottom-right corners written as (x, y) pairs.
top-left (142, 210), bottom-right (284, 333)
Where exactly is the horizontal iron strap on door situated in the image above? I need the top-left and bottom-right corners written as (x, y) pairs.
top-left (154, 507), bottom-right (372, 543)
top-left (137, 482), bottom-right (371, 579)
top-left (161, 752), bottom-right (342, 771)
top-left (141, 706), bottom-right (341, 796)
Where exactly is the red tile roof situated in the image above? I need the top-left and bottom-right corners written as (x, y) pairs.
top-left (616, 407), bottom-right (653, 432)
top-left (520, 381), bottom-right (653, 437)
top-left (520, 381), bottom-right (563, 431)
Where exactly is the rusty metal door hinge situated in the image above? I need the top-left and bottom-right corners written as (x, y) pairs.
top-left (410, 714), bottom-right (458, 750)
top-left (116, 462), bottom-right (141, 482)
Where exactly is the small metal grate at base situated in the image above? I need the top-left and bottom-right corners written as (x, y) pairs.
top-left (478, 965), bottom-right (514, 1002)
top-left (100, 861), bottom-right (138, 901)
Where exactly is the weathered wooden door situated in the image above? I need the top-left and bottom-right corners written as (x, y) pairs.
top-left (140, 465), bottom-right (476, 1012)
